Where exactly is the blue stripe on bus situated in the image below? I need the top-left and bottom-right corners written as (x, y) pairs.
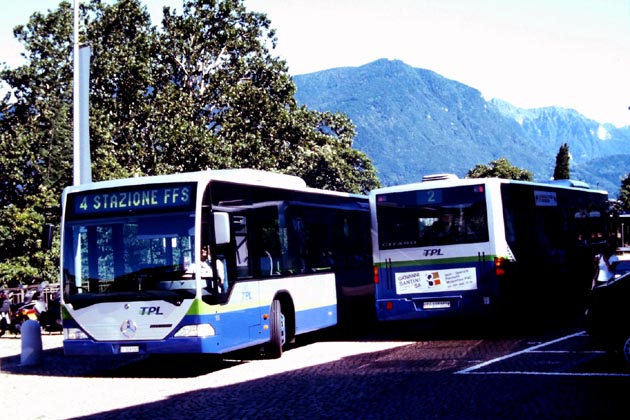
top-left (375, 259), bottom-right (497, 321)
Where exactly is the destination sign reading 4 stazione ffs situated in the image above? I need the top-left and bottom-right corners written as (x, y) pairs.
top-left (72, 183), bottom-right (195, 215)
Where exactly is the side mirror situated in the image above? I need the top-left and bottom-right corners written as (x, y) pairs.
top-left (42, 223), bottom-right (54, 250)
top-left (213, 212), bottom-right (231, 245)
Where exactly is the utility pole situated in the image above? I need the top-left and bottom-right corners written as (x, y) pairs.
top-left (73, 0), bottom-right (92, 186)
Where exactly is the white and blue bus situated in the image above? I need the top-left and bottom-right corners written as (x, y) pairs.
top-left (60, 169), bottom-right (372, 357)
top-left (370, 175), bottom-right (609, 322)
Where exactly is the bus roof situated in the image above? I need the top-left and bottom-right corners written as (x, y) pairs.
top-left (62, 169), bottom-right (306, 194)
top-left (540, 179), bottom-right (592, 189)
top-left (370, 176), bottom-right (608, 197)
top-left (62, 169), bottom-right (366, 200)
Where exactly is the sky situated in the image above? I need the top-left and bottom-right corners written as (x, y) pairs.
top-left (2, 0), bottom-right (630, 126)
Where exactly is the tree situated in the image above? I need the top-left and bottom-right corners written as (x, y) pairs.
top-left (618, 173), bottom-right (630, 212)
top-left (0, 0), bottom-right (379, 287)
top-left (0, 3), bottom-right (74, 285)
top-left (466, 157), bottom-right (533, 181)
top-left (553, 143), bottom-right (570, 180)
top-left (151, 0), bottom-right (378, 191)
top-left (86, 0), bottom-right (158, 179)
top-left (276, 108), bottom-right (379, 194)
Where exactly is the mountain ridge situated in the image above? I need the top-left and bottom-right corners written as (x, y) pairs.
top-left (293, 59), bottom-right (629, 196)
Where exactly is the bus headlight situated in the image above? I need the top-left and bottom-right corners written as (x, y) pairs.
top-left (174, 324), bottom-right (216, 338)
top-left (64, 328), bottom-right (89, 340)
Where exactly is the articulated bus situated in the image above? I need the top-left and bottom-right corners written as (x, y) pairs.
top-left (370, 175), bottom-right (609, 322)
top-left (60, 169), bottom-right (372, 358)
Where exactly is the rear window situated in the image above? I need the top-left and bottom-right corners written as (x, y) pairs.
top-left (375, 185), bottom-right (489, 249)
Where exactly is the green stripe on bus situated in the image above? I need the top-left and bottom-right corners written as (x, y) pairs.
top-left (374, 254), bottom-right (497, 268)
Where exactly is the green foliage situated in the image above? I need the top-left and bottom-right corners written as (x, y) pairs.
top-left (0, 0), bottom-right (379, 287)
top-left (466, 157), bottom-right (533, 181)
top-left (618, 173), bottom-right (630, 212)
top-left (279, 108), bottom-right (379, 194)
top-left (553, 143), bottom-right (570, 180)
top-left (0, 192), bottom-right (59, 286)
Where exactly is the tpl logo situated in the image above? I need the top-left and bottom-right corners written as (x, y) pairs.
top-left (139, 306), bottom-right (164, 315)
top-left (423, 249), bottom-right (444, 257)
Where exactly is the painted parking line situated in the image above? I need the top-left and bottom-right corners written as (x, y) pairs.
top-left (456, 331), bottom-right (630, 377)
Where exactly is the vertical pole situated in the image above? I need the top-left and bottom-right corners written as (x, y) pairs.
top-left (20, 320), bottom-right (43, 366)
top-left (73, 0), bottom-right (80, 186)
top-left (79, 45), bottom-right (92, 183)
top-left (73, 0), bottom-right (92, 186)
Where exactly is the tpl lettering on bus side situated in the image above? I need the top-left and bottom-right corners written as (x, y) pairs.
top-left (423, 248), bottom-right (444, 257)
top-left (139, 306), bottom-right (164, 315)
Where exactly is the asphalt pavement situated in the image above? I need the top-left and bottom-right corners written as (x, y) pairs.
top-left (2, 322), bottom-right (629, 420)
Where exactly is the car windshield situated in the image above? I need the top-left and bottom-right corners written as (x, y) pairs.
top-left (62, 212), bottom-right (196, 301)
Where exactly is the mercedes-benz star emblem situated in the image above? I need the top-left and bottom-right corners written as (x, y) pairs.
top-left (120, 319), bottom-right (137, 338)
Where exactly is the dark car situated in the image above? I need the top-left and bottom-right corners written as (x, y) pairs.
top-left (612, 259), bottom-right (630, 278)
top-left (585, 271), bottom-right (630, 365)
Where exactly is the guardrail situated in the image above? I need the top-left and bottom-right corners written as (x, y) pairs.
top-left (2, 283), bottom-right (61, 305)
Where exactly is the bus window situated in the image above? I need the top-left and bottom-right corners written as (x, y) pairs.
top-left (233, 215), bottom-right (251, 279)
top-left (375, 185), bottom-right (489, 249)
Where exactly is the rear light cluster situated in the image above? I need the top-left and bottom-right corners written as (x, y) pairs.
top-left (494, 257), bottom-right (506, 276)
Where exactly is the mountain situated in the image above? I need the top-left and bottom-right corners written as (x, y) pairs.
top-left (293, 59), bottom-right (630, 196)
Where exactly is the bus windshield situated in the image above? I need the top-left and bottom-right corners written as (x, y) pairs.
top-left (62, 212), bottom-right (197, 300)
top-left (375, 184), bottom-right (489, 249)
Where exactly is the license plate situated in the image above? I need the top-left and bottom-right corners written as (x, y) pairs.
top-left (120, 346), bottom-right (140, 353)
top-left (423, 301), bottom-right (451, 309)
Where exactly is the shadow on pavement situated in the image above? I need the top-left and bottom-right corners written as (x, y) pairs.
top-left (0, 345), bottom-right (244, 378)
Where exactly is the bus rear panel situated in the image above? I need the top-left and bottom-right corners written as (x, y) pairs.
top-left (370, 177), bottom-right (608, 322)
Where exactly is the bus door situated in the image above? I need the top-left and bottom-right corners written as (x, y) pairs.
top-left (205, 210), bottom-right (266, 344)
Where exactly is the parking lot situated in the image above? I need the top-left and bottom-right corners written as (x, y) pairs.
top-left (2, 322), bottom-right (629, 419)
top-left (458, 330), bottom-right (630, 377)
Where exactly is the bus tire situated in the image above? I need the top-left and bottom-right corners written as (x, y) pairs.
top-left (266, 299), bottom-right (285, 359)
top-left (620, 335), bottom-right (630, 366)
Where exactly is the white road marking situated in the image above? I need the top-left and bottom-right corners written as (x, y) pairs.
top-left (456, 331), bottom-right (630, 377)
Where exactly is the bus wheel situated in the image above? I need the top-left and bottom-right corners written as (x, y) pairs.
top-left (266, 299), bottom-right (286, 359)
top-left (621, 335), bottom-right (630, 366)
